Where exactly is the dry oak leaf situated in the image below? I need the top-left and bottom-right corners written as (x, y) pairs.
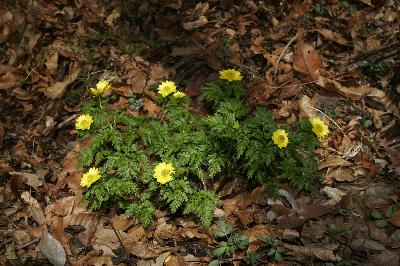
top-left (294, 28), bottom-right (323, 81)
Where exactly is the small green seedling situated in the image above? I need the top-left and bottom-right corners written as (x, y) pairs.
top-left (209, 220), bottom-right (249, 265)
top-left (244, 252), bottom-right (261, 265)
top-left (259, 235), bottom-right (285, 262)
top-left (127, 92), bottom-right (144, 111)
top-left (370, 205), bottom-right (394, 228)
top-left (325, 226), bottom-right (348, 245)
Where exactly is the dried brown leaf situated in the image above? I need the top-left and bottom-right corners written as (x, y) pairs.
top-left (53, 196), bottom-right (75, 216)
top-left (40, 62), bottom-right (80, 99)
top-left (0, 122), bottom-right (4, 147)
top-left (325, 167), bottom-right (357, 182)
top-left (83, 256), bottom-right (114, 266)
top-left (319, 156), bottom-right (353, 169)
top-left (0, 71), bottom-right (23, 90)
top-left (299, 95), bottom-right (318, 119)
top-left (150, 64), bottom-right (171, 83)
top-left (92, 228), bottom-right (121, 256)
top-left (122, 239), bottom-right (160, 259)
top-left (11, 88), bottom-right (32, 100)
top-left (243, 225), bottom-right (272, 243)
top-left (283, 243), bottom-right (341, 261)
top-left (165, 254), bottom-right (186, 266)
top-left (20, 191), bottom-right (46, 225)
top-left (143, 98), bottom-right (161, 117)
top-left (105, 8), bottom-right (121, 28)
top-left (10, 171), bottom-right (44, 191)
top-left (170, 46), bottom-right (203, 57)
top-left (390, 212), bottom-right (400, 227)
top-left (317, 29), bottom-right (351, 46)
top-left (183, 16), bottom-right (207, 31)
top-left (298, 203), bottom-right (337, 220)
top-left (293, 28), bottom-right (323, 81)
top-left (46, 52), bottom-right (58, 76)
top-left (57, 139), bottom-right (92, 193)
top-left (127, 225), bottom-right (146, 241)
top-left (112, 215), bottom-right (136, 231)
top-left (166, 0), bottom-right (182, 9)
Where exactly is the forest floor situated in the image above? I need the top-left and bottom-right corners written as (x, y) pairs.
top-left (0, 0), bottom-right (400, 265)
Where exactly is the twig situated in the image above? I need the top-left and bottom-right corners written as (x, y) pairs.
top-left (57, 114), bottom-right (77, 129)
top-left (24, 63), bottom-right (41, 81)
top-left (274, 35), bottom-right (297, 80)
top-left (309, 106), bottom-right (344, 133)
top-left (17, 237), bottom-right (40, 249)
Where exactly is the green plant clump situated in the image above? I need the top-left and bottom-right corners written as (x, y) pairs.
top-left (77, 75), bottom-right (321, 228)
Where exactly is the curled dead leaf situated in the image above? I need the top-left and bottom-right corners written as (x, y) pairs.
top-left (40, 62), bottom-right (80, 99)
top-left (20, 191), bottom-right (46, 225)
top-left (299, 95), bottom-right (318, 119)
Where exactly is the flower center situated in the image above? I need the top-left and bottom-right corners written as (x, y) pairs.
top-left (161, 169), bottom-right (170, 177)
top-left (226, 72), bottom-right (235, 79)
top-left (278, 135), bottom-right (286, 142)
top-left (315, 124), bottom-right (323, 132)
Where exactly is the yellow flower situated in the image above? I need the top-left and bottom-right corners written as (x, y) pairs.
top-left (157, 81), bottom-right (177, 97)
top-left (173, 91), bottom-right (186, 98)
top-left (219, 69), bottom-right (243, 82)
top-left (75, 114), bottom-right (93, 130)
top-left (310, 117), bottom-right (329, 138)
top-left (272, 129), bottom-right (289, 149)
top-left (89, 80), bottom-right (111, 96)
top-left (81, 167), bottom-right (101, 188)
top-left (233, 121), bottom-right (240, 129)
top-left (154, 162), bottom-right (175, 184)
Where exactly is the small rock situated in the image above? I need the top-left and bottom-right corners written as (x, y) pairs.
top-left (266, 210), bottom-right (277, 222)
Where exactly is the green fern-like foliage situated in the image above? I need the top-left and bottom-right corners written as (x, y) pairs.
top-left (184, 190), bottom-right (220, 228)
top-left (83, 176), bottom-right (139, 211)
top-left (201, 80), bottom-right (245, 108)
top-left (125, 199), bottom-right (156, 228)
top-left (160, 179), bottom-right (193, 213)
top-left (77, 76), bottom-right (322, 228)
